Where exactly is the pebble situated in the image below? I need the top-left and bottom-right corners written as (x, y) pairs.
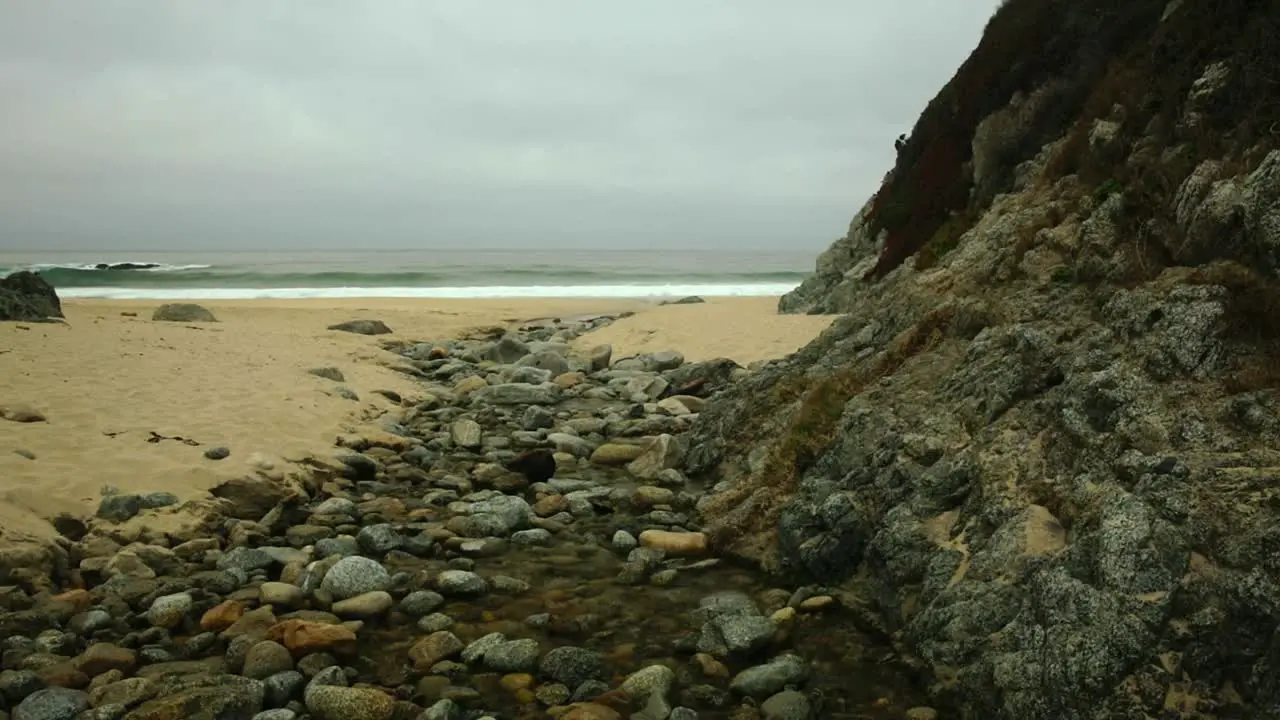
top-left (761, 689), bottom-right (811, 720)
top-left (481, 638), bottom-right (540, 673)
top-left (409, 632), bottom-right (465, 670)
top-left (242, 641), bottom-right (295, 680)
top-left (539, 646), bottom-right (604, 688)
top-left (259, 582), bottom-right (305, 608)
top-left (13, 688), bottom-right (89, 720)
top-left (319, 556), bottom-right (392, 600)
top-left (639, 529), bottom-right (708, 556)
top-left (619, 664), bottom-right (675, 700)
top-left (511, 528), bottom-right (552, 545)
top-left (729, 655), bottom-right (810, 699)
top-left (398, 590), bottom-right (445, 617)
top-left (416, 613), bottom-right (454, 633)
top-left (146, 592), bottom-right (193, 629)
top-left (331, 591), bottom-right (394, 619)
top-left (612, 530), bottom-right (638, 552)
top-left (266, 620), bottom-right (358, 657)
top-left (262, 671), bottom-right (305, 708)
top-left (303, 685), bottom-right (395, 720)
top-left (699, 613), bottom-right (777, 657)
top-left (313, 497), bottom-right (358, 516)
top-left (435, 570), bottom-right (487, 596)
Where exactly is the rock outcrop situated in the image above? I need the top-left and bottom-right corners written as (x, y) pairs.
top-left (0, 271), bottom-right (63, 322)
top-left (690, 1), bottom-right (1280, 717)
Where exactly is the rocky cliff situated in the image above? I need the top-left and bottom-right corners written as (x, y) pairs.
top-left (689, 0), bottom-right (1280, 717)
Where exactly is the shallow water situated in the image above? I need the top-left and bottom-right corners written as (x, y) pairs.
top-left (357, 478), bottom-right (930, 718)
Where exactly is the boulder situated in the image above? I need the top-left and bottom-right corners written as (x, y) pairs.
top-left (0, 271), bottom-right (63, 322)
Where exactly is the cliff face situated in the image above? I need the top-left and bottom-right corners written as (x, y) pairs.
top-left (690, 0), bottom-right (1280, 717)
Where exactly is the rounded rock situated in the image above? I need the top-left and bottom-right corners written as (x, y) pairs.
top-left (482, 639), bottom-right (540, 673)
top-left (618, 664), bottom-right (675, 700)
top-left (304, 685), bottom-right (395, 720)
top-left (319, 556), bottom-right (392, 601)
top-left (435, 570), bottom-right (486, 596)
top-left (331, 591), bottom-right (393, 619)
top-left (243, 641), bottom-right (295, 680)
top-left (398, 590), bottom-right (445, 617)
top-left (539, 646), bottom-right (604, 689)
top-left (146, 592), bottom-right (193, 629)
top-left (259, 582), bottom-right (305, 608)
top-left (761, 689), bottom-right (811, 720)
top-left (13, 688), bottom-right (89, 720)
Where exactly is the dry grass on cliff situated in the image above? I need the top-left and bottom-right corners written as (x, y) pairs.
top-left (1186, 261), bottom-right (1280, 392)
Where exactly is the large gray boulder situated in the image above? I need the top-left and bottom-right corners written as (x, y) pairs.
top-left (0, 271), bottom-right (63, 322)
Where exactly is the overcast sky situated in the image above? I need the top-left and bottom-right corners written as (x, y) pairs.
top-left (0, 2), bottom-right (997, 252)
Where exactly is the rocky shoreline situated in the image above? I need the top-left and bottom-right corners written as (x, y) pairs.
top-left (0, 312), bottom-right (936, 720)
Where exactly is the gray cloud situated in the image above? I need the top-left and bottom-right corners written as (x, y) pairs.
top-left (0, 1), bottom-right (998, 251)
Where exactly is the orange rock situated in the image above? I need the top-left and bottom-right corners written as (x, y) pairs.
top-left (500, 673), bottom-right (535, 692)
top-left (562, 704), bottom-right (622, 720)
top-left (638, 529), bottom-right (708, 556)
top-left (38, 662), bottom-right (89, 689)
top-left (266, 619), bottom-right (358, 657)
top-left (51, 589), bottom-right (93, 612)
top-left (75, 643), bottom-right (137, 677)
top-left (199, 599), bottom-right (246, 632)
top-left (532, 494), bottom-right (569, 517)
top-left (553, 372), bottom-right (586, 388)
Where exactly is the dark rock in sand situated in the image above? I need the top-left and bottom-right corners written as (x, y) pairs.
top-left (51, 515), bottom-right (87, 542)
top-left (664, 358), bottom-right (741, 398)
top-left (151, 303), bottom-right (217, 323)
top-left (96, 495), bottom-right (143, 523)
top-left (326, 320), bottom-right (392, 336)
top-left (505, 449), bottom-right (556, 484)
top-left (0, 404), bottom-right (46, 423)
top-left (0, 271), bottom-right (63, 323)
top-left (203, 446), bottom-right (231, 461)
top-left (308, 367), bottom-right (345, 382)
top-left (335, 454), bottom-right (379, 482)
top-left (371, 389), bottom-right (402, 404)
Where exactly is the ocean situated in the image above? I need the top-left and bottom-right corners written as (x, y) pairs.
top-left (0, 249), bottom-right (815, 300)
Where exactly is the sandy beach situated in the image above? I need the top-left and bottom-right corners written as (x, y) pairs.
top-left (0, 295), bottom-right (834, 546)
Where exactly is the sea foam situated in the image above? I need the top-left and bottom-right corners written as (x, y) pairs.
top-left (56, 283), bottom-right (801, 300)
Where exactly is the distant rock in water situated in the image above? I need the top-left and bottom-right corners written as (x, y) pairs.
top-left (0, 270), bottom-right (63, 322)
top-left (95, 262), bottom-right (161, 271)
top-left (152, 303), bottom-right (218, 322)
top-left (328, 319), bottom-right (392, 335)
